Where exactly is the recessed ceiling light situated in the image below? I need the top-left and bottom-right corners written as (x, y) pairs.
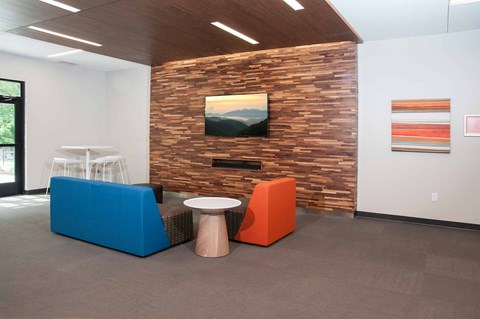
top-left (47, 49), bottom-right (83, 58)
top-left (211, 22), bottom-right (259, 45)
top-left (38, 0), bottom-right (80, 13)
top-left (28, 26), bottom-right (102, 47)
top-left (283, 0), bottom-right (304, 10)
top-left (449, 0), bottom-right (480, 4)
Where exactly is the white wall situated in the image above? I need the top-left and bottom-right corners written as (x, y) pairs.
top-left (0, 51), bottom-right (107, 190)
top-left (358, 29), bottom-right (480, 224)
top-left (105, 66), bottom-right (151, 184)
top-left (0, 50), bottom-right (151, 190)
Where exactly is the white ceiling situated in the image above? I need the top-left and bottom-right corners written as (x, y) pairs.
top-left (448, 1), bottom-right (480, 32)
top-left (329, 0), bottom-right (480, 41)
top-left (0, 0), bottom-right (479, 71)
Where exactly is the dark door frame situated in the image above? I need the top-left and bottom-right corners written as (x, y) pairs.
top-left (0, 78), bottom-right (25, 196)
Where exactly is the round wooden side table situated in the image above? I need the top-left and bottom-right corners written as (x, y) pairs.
top-left (184, 197), bottom-right (241, 258)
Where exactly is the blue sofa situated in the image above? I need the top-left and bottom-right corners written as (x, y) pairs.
top-left (50, 177), bottom-right (190, 257)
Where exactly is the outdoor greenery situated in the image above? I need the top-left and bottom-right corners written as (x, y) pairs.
top-left (0, 104), bottom-right (14, 144)
top-left (0, 80), bottom-right (18, 144)
top-left (0, 81), bottom-right (18, 175)
top-left (0, 80), bottom-right (21, 97)
top-left (0, 102), bottom-right (15, 174)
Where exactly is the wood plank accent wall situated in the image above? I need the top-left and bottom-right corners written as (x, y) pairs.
top-left (150, 42), bottom-right (358, 213)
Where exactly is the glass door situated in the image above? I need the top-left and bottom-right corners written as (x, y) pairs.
top-left (0, 79), bottom-right (24, 197)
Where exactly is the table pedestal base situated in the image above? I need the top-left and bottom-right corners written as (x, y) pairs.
top-left (195, 211), bottom-right (229, 258)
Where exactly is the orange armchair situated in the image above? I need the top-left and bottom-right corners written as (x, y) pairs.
top-left (226, 178), bottom-right (296, 246)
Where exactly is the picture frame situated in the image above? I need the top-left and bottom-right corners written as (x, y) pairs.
top-left (391, 99), bottom-right (450, 153)
top-left (464, 115), bottom-right (480, 137)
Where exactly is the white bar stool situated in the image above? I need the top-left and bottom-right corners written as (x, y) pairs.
top-left (89, 155), bottom-right (128, 184)
top-left (46, 157), bottom-right (85, 196)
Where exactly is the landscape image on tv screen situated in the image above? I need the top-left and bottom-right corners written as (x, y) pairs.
top-left (205, 93), bottom-right (268, 137)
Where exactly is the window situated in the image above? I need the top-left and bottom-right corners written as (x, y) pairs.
top-left (0, 80), bottom-right (21, 97)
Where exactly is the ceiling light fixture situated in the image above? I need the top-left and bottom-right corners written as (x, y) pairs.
top-left (449, 0), bottom-right (480, 5)
top-left (47, 49), bottom-right (83, 58)
top-left (38, 0), bottom-right (80, 13)
top-left (28, 26), bottom-right (102, 47)
top-left (283, 0), bottom-right (304, 10)
top-left (211, 22), bottom-right (259, 45)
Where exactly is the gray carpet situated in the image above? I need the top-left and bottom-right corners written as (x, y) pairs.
top-left (1, 193), bottom-right (480, 319)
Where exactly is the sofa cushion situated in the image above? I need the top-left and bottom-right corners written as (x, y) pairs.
top-left (225, 205), bottom-right (247, 240)
top-left (50, 177), bottom-right (170, 257)
top-left (158, 204), bottom-right (194, 246)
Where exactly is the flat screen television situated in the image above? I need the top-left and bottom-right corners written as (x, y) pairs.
top-left (205, 93), bottom-right (268, 137)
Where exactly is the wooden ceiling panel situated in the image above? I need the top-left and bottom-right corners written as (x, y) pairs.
top-left (0, 0), bottom-right (118, 31)
top-left (10, 16), bottom-right (159, 65)
top-left (3, 0), bottom-right (361, 65)
top-left (59, 0), bottom-right (118, 10)
top-left (10, 3), bottom-right (247, 64)
top-left (164, 0), bottom-right (335, 44)
top-left (76, 1), bottom-right (253, 62)
top-left (0, 0), bottom-right (69, 31)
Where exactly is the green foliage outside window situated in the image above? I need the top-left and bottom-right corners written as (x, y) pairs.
top-left (0, 104), bottom-right (15, 144)
top-left (0, 81), bottom-right (19, 176)
top-left (0, 80), bottom-right (19, 145)
top-left (0, 80), bottom-right (21, 97)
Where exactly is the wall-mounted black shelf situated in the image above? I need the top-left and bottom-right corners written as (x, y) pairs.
top-left (212, 159), bottom-right (262, 171)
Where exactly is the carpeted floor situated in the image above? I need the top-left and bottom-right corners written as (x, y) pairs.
top-left (1, 193), bottom-right (480, 319)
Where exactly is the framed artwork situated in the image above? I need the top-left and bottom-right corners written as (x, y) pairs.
top-left (391, 99), bottom-right (450, 153)
top-left (464, 115), bottom-right (480, 137)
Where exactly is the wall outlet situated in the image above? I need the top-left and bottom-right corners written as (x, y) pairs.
top-left (431, 193), bottom-right (438, 202)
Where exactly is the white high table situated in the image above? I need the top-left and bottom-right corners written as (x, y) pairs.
top-left (61, 146), bottom-right (113, 180)
top-left (184, 197), bottom-right (241, 258)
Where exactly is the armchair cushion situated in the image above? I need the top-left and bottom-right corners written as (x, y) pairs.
top-left (227, 178), bottom-right (296, 246)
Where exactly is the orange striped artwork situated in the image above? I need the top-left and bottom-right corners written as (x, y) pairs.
top-left (392, 99), bottom-right (450, 113)
top-left (391, 99), bottom-right (450, 153)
